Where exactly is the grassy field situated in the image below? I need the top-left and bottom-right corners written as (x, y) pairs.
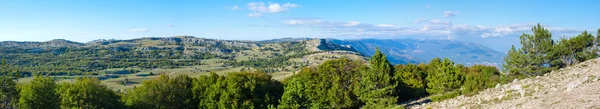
top-left (17, 50), bottom-right (364, 90)
top-left (16, 57), bottom-right (297, 90)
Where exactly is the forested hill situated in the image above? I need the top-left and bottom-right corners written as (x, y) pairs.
top-left (0, 36), bottom-right (506, 77)
top-left (328, 39), bottom-right (506, 67)
top-left (0, 36), bottom-right (365, 83)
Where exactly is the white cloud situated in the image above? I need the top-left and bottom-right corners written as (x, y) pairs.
top-left (283, 19), bottom-right (586, 39)
top-left (377, 24), bottom-right (399, 28)
top-left (246, 2), bottom-right (299, 17)
top-left (425, 4), bottom-right (431, 9)
top-left (126, 28), bottom-right (149, 32)
top-left (227, 5), bottom-right (240, 10)
top-left (283, 19), bottom-right (323, 25)
top-left (479, 24), bottom-right (583, 38)
top-left (444, 11), bottom-right (458, 18)
top-left (247, 12), bottom-right (263, 17)
top-left (164, 23), bottom-right (174, 27)
top-left (419, 19), bottom-right (452, 25)
top-left (248, 2), bottom-right (298, 13)
top-left (343, 21), bottom-right (361, 27)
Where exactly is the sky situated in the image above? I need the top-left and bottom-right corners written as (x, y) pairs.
top-left (1, 0), bottom-right (599, 52)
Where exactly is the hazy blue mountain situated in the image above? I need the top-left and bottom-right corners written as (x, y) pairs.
top-left (328, 39), bottom-right (505, 67)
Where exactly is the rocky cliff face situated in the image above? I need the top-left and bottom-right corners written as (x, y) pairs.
top-left (411, 58), bottom-right (600, 109)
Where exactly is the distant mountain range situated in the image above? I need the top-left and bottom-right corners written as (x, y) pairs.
top-left (327, 39), bottom-right (506, 67)
top-left (0, 36), bottom-right (506, 68)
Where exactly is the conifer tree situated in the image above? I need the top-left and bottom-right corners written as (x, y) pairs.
top-left (0, 59), bottom-right (18, 109)
top-left (425, 58), bottom-right (462, 95)
top-left (394, 64), bottom-right (427, 101)
top-left (504, 24), bottom-right (555, 76)
top-left (355, 48), bottom-right (397, 108)
top-left (503, 45), bottom-right (526, 75)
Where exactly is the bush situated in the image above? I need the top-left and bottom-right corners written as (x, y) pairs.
top-left (58, 77), bottom-right (124, 109)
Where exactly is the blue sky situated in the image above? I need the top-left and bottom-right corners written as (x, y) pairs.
top-left (1, 0), bottom-right (599, 52)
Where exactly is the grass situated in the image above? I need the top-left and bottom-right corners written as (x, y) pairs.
top-left (500, 93), bottom-right (520, 101)
top-left (430, 91), bottom-right (461, 102)
top-left (480, 91), bottom-right (521, 105)
top-left (15, 54), bottom-right (330, 90)
top-left (505, 89), bottom-right (517, 93)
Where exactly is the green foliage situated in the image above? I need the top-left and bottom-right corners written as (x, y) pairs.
top-left (193, 73), bottom-right (220, 108)
top-left (275, 50), bottom-right (503, 106)
top-left (429, 90), bottom-right (461, 102)
top-left (0, 76), bottom-right (18, 109)
top-left (461, 65), bottom-right (501, 95)
top-left (520, 24), bottom-right (557, 75)
top-left (551, 31), bottom-right (598, 67)
top-left (278, 58), bottom-right (364, 108)
top-left (425, 58), bottom-right (463, 95)
top-left (503, 45), bottom-right (527, 76)
top-left (504, 24), bottom-right (554, 76)
top-left (195, 72), bottom-right (283, 109)
top-left (123, 75), bottom-right (196, 109)
top-left (0, 59), bottom-right (19, 109)
top-left (356, 48), bottom-right (397, 108)
top-left (18, 76), bottom-right (60, 109)
top-left (58, 77), bottom-right (124, 109)
top-left (0, 37), bottom-right (325, 76)
top-left (277, 77), bottom-right (308, 109)
top-left (504, 24), bottom-right (600, 76)
top-left (394, 63), bottom-right (427, 101)
top-left (0, 34), bottom-right (555, 108)
top-left (0, 51), bottom-right (509, 108)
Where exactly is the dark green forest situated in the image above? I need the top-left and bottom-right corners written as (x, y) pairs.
top-left (1, 25), bottom-right (599, 109)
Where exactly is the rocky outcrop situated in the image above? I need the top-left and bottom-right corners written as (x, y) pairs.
top-left (411, 58), bottom-right (600, 109)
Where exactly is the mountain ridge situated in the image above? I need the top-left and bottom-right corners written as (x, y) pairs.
top-left (327, 38), bottom-right (506, 67)
top-left (0, 36), bottom-right (505, 67)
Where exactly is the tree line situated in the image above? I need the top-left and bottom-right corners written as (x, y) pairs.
top-left (0, 38), bottom-right (317, 76)
top-left (1, 48), bottom-right (504, 109)
top-left (504, 24), bottom-right (600, 76)
top-left (1, 24), bottom-right (598, 108)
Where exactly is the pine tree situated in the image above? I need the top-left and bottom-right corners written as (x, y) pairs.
top-left (355, 48), bottom-right (397, 108)
top-left (549, 31), bottom-right (596, 67)
top-left (425, 58), bottom-right (463, 95)
top-left (0, 59), bottom-right (19, 109)
top-left (503, 45), bottom-right (526, 75)
top-left (0, 76), bottom-right (18, 109)
top-left (504, 24), bottom-right (555, 76)
top-left (394, 64), bottom-right (427, 101)
top-left (593, 29), bottom-right (600, 53)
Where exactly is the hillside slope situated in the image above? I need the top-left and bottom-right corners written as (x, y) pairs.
top-left (328, 39), bottom-right (505, 67)
top-left (411, 58), bottom-right (600, 109)
top-left (2, 36), bottom-right (365, 89)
